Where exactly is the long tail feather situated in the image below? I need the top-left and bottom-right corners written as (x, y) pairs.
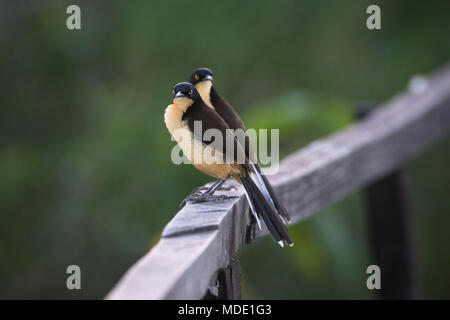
top-left (241, 177), bottom-right (281, 244)
top-left (243, 190), bottom-right (262, 230)
top-left (250, 163), bottom-right (275, 208)
top-left (252, 163), bottom-right (291, 223)
top-left (241, 176), bottom-right (293, 246)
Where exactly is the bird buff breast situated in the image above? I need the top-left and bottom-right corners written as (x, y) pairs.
top-left (164, 104), bottom-right (242, 179)
top-left (195, 81), bottom-right (214, 109)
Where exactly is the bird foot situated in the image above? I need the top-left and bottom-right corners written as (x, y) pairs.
top-left (189, 193), bottom-right (239, 204)
top-left (179, 186), bottom-right (208, 207)
top-left (179, 184), bottom-right (239, 207)
top-left (194, 184), bottom-right (237, 192)
top-left (180, 193), bottom-right (238, 207)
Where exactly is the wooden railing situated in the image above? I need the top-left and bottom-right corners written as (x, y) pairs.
top-left (106, 64), bottom-right (450, 300)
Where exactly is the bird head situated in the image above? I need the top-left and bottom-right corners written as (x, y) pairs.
top-left (172, 82), bottom-right (200, 105)
top-left (190, 67), bottom-right (214, 85)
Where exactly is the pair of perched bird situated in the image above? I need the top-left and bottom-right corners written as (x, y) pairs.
top-left (164, 68), bottom-right (293, 247)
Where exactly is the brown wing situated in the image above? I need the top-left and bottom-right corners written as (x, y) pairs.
top-left (210, 86), bottom-right (257, 163)
top-left (210, 86), bottom-right (246, 131)
top-left (182, 100), bottom-right (249, 168)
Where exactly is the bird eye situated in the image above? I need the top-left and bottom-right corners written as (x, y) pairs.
top-left (194, 74), bottom-right (200, 80)
top-left (189, 90), bottom-right (193, 95)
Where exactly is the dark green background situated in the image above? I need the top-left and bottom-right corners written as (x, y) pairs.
top-left (0, 0), bottom-right (449, 299)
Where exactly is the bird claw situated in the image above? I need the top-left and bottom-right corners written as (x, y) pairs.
top-left (179, 187), bottom-right (208, 207)
top-left (179, 197), bottom-right (190, 208)
top-left (179, 184), bottom-right (238, 207)
top-left (180, 193), bottom-right (238, 207)
top-left (190, 194), bottom-right (239, 204)
top-left (195, 184), bottom-right (237, 192)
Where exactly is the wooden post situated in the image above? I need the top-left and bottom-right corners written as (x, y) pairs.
top-left (364, 170), bottom-right (421, 299)
top-left (217, 259), bottom-right (242, 300)
top-left (204, 259), bottom-right (242, 300)
top-left (357, 104), bottom-right (422, 299)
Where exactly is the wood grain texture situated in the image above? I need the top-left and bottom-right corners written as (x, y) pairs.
top-left (107, 65), bottom-right (450, 300)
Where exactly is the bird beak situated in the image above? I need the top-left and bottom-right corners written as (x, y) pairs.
top-left (174, 91), bottom-right (185, 98)
top-left (203, 75), bottom-right (214, 82)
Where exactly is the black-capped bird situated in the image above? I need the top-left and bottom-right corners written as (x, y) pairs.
top-left (164, 82), bottom-right (293, 247)
top-left (189, 67), bottom-right (291, 223)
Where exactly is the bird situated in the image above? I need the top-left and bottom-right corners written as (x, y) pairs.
top-left (189, 67), bottom-right (291, 223)
top-left (164, 82), bottom-right (293, 247)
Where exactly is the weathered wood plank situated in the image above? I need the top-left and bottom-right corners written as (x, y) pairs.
top-left (107, 65), bottom-right (450, 300)
top-left (107, 190), bottom-right (249, 299)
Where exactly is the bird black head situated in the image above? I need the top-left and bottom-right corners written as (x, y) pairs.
top-left (190, 67), bottom-right (214, 85)
top-left (172, 82), bottom-right (201, 101)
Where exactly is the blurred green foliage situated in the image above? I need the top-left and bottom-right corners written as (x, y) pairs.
top-left (0, 0), bottom-right (449, 299)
